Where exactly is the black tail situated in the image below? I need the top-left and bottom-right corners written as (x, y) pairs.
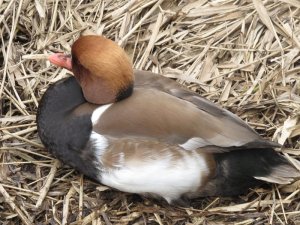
top-left (199, 148), bottom-right (299, 196)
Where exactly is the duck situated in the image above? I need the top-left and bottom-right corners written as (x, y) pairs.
top-left (37, 35), bottom-right (300, 205)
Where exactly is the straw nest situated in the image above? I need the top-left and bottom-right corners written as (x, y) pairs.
top-left (1, 0), bottom-right (300, 224)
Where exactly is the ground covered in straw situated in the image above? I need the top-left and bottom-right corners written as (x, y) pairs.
top-left (1, 0), bottom-right (300, 224)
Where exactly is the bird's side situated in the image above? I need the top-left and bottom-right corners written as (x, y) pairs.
top-left (37, 35), bottom-right (300, 204)
top-left (37, 75), bottom-right (299, 204)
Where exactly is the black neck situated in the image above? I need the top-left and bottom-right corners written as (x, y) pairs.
top-left (116, 82), bottom-right (134, 102)
top-left (37, 77), bottom-right (98, 179)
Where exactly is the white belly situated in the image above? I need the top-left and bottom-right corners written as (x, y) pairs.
top-left (99, 150), bottom-right (209, 203)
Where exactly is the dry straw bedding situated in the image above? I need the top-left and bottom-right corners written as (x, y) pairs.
top-left (1, 0), bottom-right (300, 224)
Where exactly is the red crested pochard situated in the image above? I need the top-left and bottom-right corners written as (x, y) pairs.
top-left (37, 35), bottom-right (299, 205)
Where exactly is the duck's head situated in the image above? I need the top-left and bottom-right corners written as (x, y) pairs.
top-left (48, 35), bottom-right (134, 104)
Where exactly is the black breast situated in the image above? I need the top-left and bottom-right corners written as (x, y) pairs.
top-left (37, 77), bottom-right (98, 179)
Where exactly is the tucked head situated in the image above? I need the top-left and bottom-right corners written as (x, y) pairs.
top-left (48, 35), bottom-right (134, 104)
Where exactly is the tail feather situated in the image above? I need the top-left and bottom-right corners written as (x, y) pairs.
top-left (254, 164), bottom-right (300, 184)
top-left (197, 148), bottom-right (300, 197)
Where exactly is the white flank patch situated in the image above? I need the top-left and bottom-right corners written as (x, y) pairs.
top-left (207, 135), bottom-right (244, 147)
top-left (89, 131), bottom-right (109, 158)
top-left (100, 151), bottom-right (209, 203)
top-left (180, 136), bottom-right (246, 150)
top-left (90, 103), bottom-right (112, 155)
top-left (91, 104), bottom-right (112, 124)
top-left (179, 137), bottom-right (210, 150)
